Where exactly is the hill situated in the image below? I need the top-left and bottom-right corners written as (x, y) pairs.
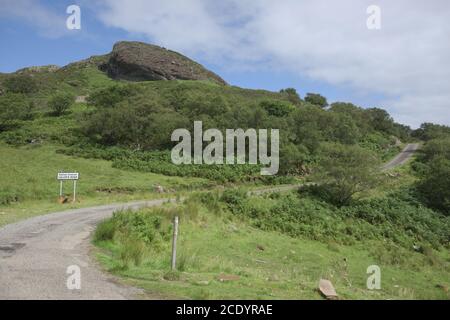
top-left (0, 40), bottom-right (449, 300)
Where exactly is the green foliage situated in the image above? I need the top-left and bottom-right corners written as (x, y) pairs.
top-left (94, 218), bottom-right (117, 242)
top-left (420, 138), bottom-right (450, 162)
top-left (305, 93), bottom-right (327, 108)
top-left (414, 134), bottom-right (450, 215)
top-left (87, 84), bottom-right (136, 108)
top-left (0, 93), bottom-right (34, 131)
top-left (417, 157), bottom-right (450, 215)
top-left (93, 207), bottom-right (175, 268)
top-left (3, 74), bottom-right (38, 94)
top-left (312, 143), bottom-right (380, 206)
top-left (0, 69), bottom-right (416, 186)
top-left (221, 190), bottom-right (449, 250)
top-left (61, 145), bottom-right (263, 183)
top-left (413, 123), bottom-right (450, 141)
top-left (279, 88), bottom-right (302, 105)
top-left (260, 100), bottom-right (295, 117)
top-left (48, 92), bottom-right (75, 116)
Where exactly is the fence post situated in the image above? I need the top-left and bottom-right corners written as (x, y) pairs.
top-left (171, 216), bottom-right (179, 270)
top-left (73, 180), bottom-right (77, 203)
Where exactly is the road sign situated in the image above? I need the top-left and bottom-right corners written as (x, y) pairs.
top-left (57, 172), bottom-right (79, 203)
top-left (57, 172), bottom-right (79, 180)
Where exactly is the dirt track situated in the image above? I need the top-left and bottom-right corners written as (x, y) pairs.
top-left (382, 143), bottom-right (420, 170)
top-left (0, 199), bottom-right (174, 300)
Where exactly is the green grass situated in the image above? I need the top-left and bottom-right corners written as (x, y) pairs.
top-left (0, 143), bottom-right (209, 227)
top-left (94, 197), bottom-right (449, 300)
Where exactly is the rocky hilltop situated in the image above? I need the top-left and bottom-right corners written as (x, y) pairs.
top-left (99, 41), bottom-right (226, 85)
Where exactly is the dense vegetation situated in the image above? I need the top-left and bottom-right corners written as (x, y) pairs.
top-left (93, 189), bottom-right (449, 299)
top-left (1, 50), bottom-right (449, 299)
top-left (1, 63), bottom-right (448, 210)
top-left (412, 124), bottom-right (450, 215)
top-left (0, 66), bottom-right (411, 185)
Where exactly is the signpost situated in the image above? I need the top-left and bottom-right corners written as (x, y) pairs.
top-left (171, 216), bottom-right (179, 270)
top-left (57, 172), bottom-right (79, 203)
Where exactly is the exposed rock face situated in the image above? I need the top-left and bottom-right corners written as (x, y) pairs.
top-left (16, 65), bottom-right (60, 74)
top-left (99, 41), bottom-right (226, 85)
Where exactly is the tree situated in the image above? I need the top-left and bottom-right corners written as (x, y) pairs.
top-left (420, 138), bottom-right (450, 162)
top-left (305, 93), bottom-right (328, 108)
top-left (260, 100), bottom-right (295, 117)
top-left (412, 123), bottom-right (450, 141)
top-left (313, 143), bottom-right (380, 206)
top-left (3, 74), bottom-right (38, 94)
top-left (280, 88), bottom-right (302, 105)
top-left (48, 93), bottom-right (75, 116)
top-left (417, 156), bottom-right (450, 215)
top-left (87, 85), bottom-right (135, 108)
top-left (365, 107), bottom-right (394, 134)
top-left (0, 93), bottom-right (34, 131)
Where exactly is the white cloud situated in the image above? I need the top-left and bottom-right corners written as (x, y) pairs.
top-left (95, 0), bottom-right (450, 128)
top-left (4, 0), bottom-right (448, 127)
top-left (0, 0), bottom-right (69, 38)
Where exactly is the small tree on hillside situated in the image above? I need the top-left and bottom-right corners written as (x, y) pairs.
top-left (48, 93), bottom-right (74, 116)
top-left (280, 88), bottom-right (302, 105)
top-left (305, 93), bottom-right (328, 108)
top-left (313, 143), bottom-right (380, 206)
top-left (417, 156), bottom-right (450, 215)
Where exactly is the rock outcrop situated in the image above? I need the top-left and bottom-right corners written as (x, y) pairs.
top-left (99, 41), bottom-right (226, 85)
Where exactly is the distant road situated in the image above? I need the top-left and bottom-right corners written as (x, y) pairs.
top-left (0, 144), bottom-right (420, 299)
top-left (382, 143), bottom-right (420, 171)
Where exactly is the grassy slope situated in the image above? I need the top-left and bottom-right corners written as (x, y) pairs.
top-left (94, 199), bottom-right (449, 300)
top-left (0, 143), bottom-right (208, 227)
top-left (92, 155), bottom-right (448, 300)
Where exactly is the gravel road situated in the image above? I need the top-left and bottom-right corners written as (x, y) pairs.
top-left (0, 199), bottom-right (174, 300)
top-left (382, 143), bottom-right (420, 171)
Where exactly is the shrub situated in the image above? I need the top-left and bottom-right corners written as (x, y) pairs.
top-left (417, 156), bottom-right (450, 215)
top-left (48, 92), bottom-right (75, 116)
top-left (0, 93), bottom-right (34, 131)
top-left (118, 236), bottom-right (147, 267)
top-left (260, 100), bottom-right (294, 117)
top-left (305, 93), bottom-right (327, 108)
top-left (3, 74), bottom-right (37, 94)
top-left (221, 191), bottom-right (450, 250)
top-left (312, 143), bottom-right (380, 206)
top-left (94, 219), bottom-right (116, 242)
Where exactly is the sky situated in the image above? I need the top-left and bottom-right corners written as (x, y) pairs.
top-left (0, 0), bottom-right (449, 128)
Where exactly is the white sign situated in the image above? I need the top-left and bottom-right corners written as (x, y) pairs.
top-left (57, 172), bottom-right (79, 180)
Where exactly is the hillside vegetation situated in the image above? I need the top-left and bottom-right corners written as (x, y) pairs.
top-left (0, 41), bottom-right (449, 299)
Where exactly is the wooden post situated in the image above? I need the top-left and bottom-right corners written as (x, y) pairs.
top-left (171, 216), bottom-right (179, 270)
top-left (73, 180), bottom-right (77, 203)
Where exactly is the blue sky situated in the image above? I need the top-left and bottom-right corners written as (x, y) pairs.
top-left (1, 0), bottom-right (449, 128)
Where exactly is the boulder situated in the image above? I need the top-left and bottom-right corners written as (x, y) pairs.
top-left (99, 41), bottom-right (227, 85)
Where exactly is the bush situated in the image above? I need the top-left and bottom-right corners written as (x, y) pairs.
top-left (48, 92), bottom-right (74, 116)
top-left (221, 188), bottom-right (247, 208)
top-left (417, 156), bottom-right (450, 215)
top-left (220, 191), bottom-right (450, 250)
top-left (94, 219), bottom-right (116, 242)
top-left (118, 236), bottom-right (147, 267)
top-left (260, 100), bottom-right (294, 117)
top-left (0, 93), bottom-right (34, 131)
top-left (3, 74), bottom-right (37, 94)
top-left (312, 143), bottom-right (380, 206)
top-left (305, 93), bottom-right (327, 108)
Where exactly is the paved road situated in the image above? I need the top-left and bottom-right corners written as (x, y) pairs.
top-left (0, 199), bottom-right (175, 300)
top-left (382, 143), bottom-right (420, 171)
top-left (0, 145), bottom-right (419, 300)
